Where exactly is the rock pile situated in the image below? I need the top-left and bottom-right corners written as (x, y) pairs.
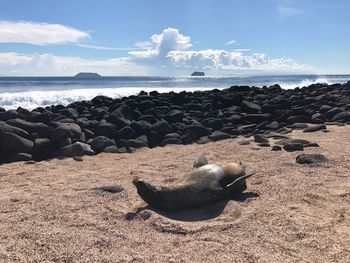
top-left (0, 82), bottom-right (349, 163)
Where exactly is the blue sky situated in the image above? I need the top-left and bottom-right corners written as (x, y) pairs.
top-left (0, 0), bottom-right (349, 76)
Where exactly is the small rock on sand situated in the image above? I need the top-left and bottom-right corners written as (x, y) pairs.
top-left (296, 154), bottom-right (327, 164)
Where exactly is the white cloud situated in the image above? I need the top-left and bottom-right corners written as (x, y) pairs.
top-left (129, 27), bottom-right (191, 58)
top-left (233, 49), bottom-right (251, 52)
top-left (77, 44), bottom-right (133, 51)
top-left (0, 20), bottom-right (89, 45)
top-left (0, 27), bottom-right (314, 75)
top-left (127, 27), bottom-right (313, 74)
top-left (167, 49), bottom-right (314, 73)
top-left (0, 52), bottom-right (147, 76)
top-left (225, 40), bottom-right (236, 45)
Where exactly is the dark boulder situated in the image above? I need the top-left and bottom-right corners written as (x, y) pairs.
top-left (242, 113), bottom-right (272, 124)
top-left (131, 120), bottom-right (151, 134)
top-left (331, 111), bottom-right (349, 122)
top-left (202, 118), bottom-right (224, 130)
top-left (164, 110), bottom-right (185, 123)
top-left (325, 108), bottom-right (344, 120)
top-left (150, 120), bottom-right (173, 135)
top-left (275, 138), bottom-right (311, 146)
top-left (126, 138), bottom-right (148, 148)
top-left (283, 143), bottom-right (304, 152)
top-left (7, 153), bottom-right (33, 163)
top-left (106, 115), bottom-right (131, 129)
top-left (296, 154), bottom-right (327, 164)
top-left (0, 110), bottom-right (19, 121)
top-left (138, 100), bottom-right (155, 112)
top-left (241, 100), bottom-right (261, 113)
top-left (110, 104), bottom-right (130, 120)
top-left (208, 131), bottom-right (231, 141)
top-left (60, 142), bottom-right (94, 157)
top-left (59, 107), bottom-right (79, 119)
top-left (265, 121), bottom-right (280, 130)
top-left (0, 122), bottom-right (30, 139)
top-left (147, 131), bottom-right (162, 148)
top-left (51, 123), bottom-right (82, 143)
top-left (161, 137), bottom-right (182, 146)
top-left (30, 112), bottom-right (52, 124)
top-left (185, 125), bottom-right (212, 137)
top-left (238, 140), bottom-right (251, 145)
top-left (138, 115), bottom-right (158, 124)
top-left (58, 137), bottom-right (72, 148)
top-left (32, 138), bottom-right (54, 161)
top-left (89, 136), bottom-right (115, 153)
top-left (290, 123), bottom-right (309, 129)
top-left (196, 136), bottom-right (213, 144)
top-left (7, 118), bottom-right (51, 137)
top-left (271, 145), bottom-right (282, 151)
top-left (95, 122), bottom-right (117, 139)
top-left (303, 124), bottom-right (327, 133)
top-left (164, 133), bottom-right (182, 139)
top-left (181, 131), bottom-right (201, 145)
top-left (102, 145), bottom-right (120, 153)
top-left (253, 134), bottom-right (269, 143)
top-left (116, 126), bottom-right (137, 140)
top-left (319, 105), bottom-right (332, 113)
top-left (0, 132), bottom-right (33, 153)
top-left (257, 143), bottom-right (270, 147)
top-left (287, 115), bottom-right (309, 124)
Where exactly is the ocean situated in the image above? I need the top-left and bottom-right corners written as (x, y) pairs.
top-left (0, 75), bottom-right (349, 110)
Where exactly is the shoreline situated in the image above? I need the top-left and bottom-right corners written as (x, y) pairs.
top-left (0, 75), bottom-right (349, 110)
top-left (0, 81), bottom-right (350, 164)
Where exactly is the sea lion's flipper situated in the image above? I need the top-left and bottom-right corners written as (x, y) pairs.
top-left (224, 173), bottom-right (255, 193)
top-left (193, 153), bottom-right (208, 169)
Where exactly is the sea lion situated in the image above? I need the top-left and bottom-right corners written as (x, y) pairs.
top-left (133, 154), bottom-right (255, 211)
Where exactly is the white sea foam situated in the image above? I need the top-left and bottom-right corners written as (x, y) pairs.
top-left (278, 77), bottom-right (331, 89)
top-left (0, 86), bottom-right (216, 110)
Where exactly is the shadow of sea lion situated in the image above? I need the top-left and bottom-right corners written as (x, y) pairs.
top-left (126, 191), bottom-right (259, 222)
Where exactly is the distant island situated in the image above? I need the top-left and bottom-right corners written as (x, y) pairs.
top-left (191, 71), bottom-right (205, 76)
top-left (74, 72), bottom-right (102, 79)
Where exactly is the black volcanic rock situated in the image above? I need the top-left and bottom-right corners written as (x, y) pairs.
top-left (117, 126), bottom-right (136, 140)
top-left (0, 132), bottom-right (33, 154)
top-left (95, 123), bottom-right (117, 139)
top-left (241, 100), bottom-right (261, 113)
top-left (8, 152), bottom-right (33, 162)
top-left (90, 136), bottom-right (115, 153)
top-left (60, 142), bottom-right (94, 157)
top-left (7, 119), bottom-right (51, 137)
top-left (150, 120), bottom-right (173, 135)
top-left (296, 154), bottom-right (327, 164)
top-left (0, 122), bottom-right (30, 139)
top-left (2, 80), bottom-right (350, 164)
top-left (283, 143), bottom-right (304, 152)
top-left (51, 123), bottom-right (82, 143)
top-left (208, 131), bottom-right (231, 141)
top-left (0, 109), bottom-right (19, 121)
top-left (303, 124), bottom-right (327, 133)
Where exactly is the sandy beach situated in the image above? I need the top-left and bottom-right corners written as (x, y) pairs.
top-left (1, 125), bottom-right (349, 262)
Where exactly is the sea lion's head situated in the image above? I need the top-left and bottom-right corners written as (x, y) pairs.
top-left (220, 162), bottom-right (246, 178)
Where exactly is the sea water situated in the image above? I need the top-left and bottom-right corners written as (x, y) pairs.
top-left (0, 75), bottom-right (349, 110)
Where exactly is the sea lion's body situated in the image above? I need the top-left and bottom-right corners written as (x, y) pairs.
top-left (133, 155), bottom-right (254, 211)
